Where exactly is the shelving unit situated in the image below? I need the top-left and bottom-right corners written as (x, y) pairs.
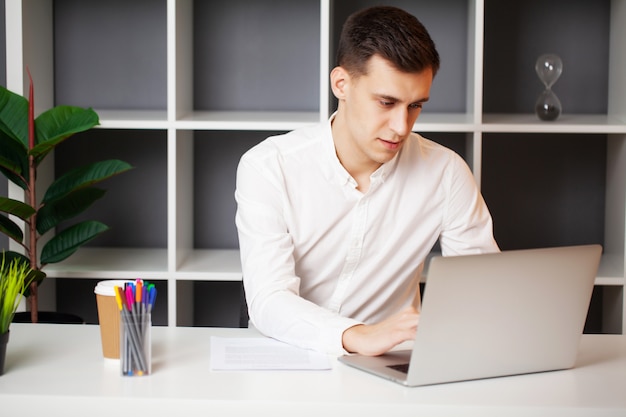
top-left (3, 0), bottom-right (625, 332)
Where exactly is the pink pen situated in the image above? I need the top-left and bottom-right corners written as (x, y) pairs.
top-left (125, 285), bottom-right (134, 313)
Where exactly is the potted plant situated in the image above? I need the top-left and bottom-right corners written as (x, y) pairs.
top-left (0, 254), bottom-right (35, 375)
top-left (0, 72), bottom-right (132, 323)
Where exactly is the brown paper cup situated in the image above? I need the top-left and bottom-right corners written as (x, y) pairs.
top-left (95, 280), bottom-right (131, 359)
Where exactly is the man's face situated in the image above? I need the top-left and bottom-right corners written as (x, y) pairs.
top-left (332, 55), bottom-right (433, 171)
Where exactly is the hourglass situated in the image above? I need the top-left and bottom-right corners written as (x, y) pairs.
top-left (535, 54), bottom-right (563, 121)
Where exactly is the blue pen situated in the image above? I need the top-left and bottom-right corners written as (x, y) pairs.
top-left (148, 284), bottom-right (157, 313)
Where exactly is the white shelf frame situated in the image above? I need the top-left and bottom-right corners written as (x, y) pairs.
top-left (4, 0), bottom-right (625, 331)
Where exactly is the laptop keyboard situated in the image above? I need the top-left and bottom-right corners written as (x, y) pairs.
top-left (387, 363), bottom-right (410, 374)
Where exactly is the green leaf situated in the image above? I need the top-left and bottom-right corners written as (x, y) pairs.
top-left (0, 196), bottom-right (34, 243)
top-left (0, 196), bottom-right (36, 220)
top-left (0, 214), bottom-right (24, 243)
top-left (0, 130), bottom-right (28, 178)
top-left (22, 268), bottom-right (46, 297)
top-left (30, 106), bottom-right (100, 163)
top-left (42, 159), bottom-right (133, 204)
top-left (0, 135), bottom-right (29, 189)
top-left (0, 87), bottom-right (30, 189)
top-left (0, 251), bottom-right (46, 298)
top-left (36, 187), bottom-right (106, 235)
top-left (40, 220), bottom-right (109, 264)
top-left (0, 86), bottom-right (29, 148)
top-left (0, 156), bottom-right (28, 190)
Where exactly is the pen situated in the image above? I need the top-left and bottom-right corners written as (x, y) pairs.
top-left (147, 284), bottom-right (157, 314)
top-left (114, 286), bottom-right (129, 374)
top-left (135, 279), bottom-right (144, 335)
top-left (142, 283), bottom-right (148, 317)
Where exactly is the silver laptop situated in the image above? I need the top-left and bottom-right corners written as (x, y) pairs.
top-left (338, 244), bottom-right (602, 386)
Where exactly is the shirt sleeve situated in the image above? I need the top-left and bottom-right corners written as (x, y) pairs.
top-left (439, 153), bottom-right (500, 256)
top-left (235, 144), bottom-right (360, 355)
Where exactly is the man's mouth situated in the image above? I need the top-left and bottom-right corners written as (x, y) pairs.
top-left (379, 138), bottom-right (401, 150)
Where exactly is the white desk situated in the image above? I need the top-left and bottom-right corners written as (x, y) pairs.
top-left (1, 324), bottom-right (625, 417)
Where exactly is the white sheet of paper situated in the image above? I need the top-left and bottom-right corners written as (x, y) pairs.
top-left (210, 336), bottom-right (331, 370)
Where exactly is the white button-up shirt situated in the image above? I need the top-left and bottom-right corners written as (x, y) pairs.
top-left (235, 117), bottom-right (499, 354)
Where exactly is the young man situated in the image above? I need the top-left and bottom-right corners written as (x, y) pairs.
top-left (235, 6), bottom-right (499, 356)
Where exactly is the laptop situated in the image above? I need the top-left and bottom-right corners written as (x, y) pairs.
top-left (338, 244), bottom-right (603, 386)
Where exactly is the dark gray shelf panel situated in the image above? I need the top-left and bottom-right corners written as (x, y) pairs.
top-left (484, 0), bottom-right (611, 114)
top-left (193, 131), bottom-right (271, 249)
top-left (193, 0), bottom-right (320, 112)
top-left (193, 281), bottom-right (247, 328)
top-left (53, 0), bottom-right (167, 110)
top-left (482, 133), bottom-right (606, 250)
top-left (54, 129), bottom-right (168, 248)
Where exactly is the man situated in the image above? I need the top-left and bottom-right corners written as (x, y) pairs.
top-left (235, 6), bottom-right (499, 356)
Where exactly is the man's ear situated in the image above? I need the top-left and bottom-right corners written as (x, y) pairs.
top-left (330, 66), bottom-right (350, 100)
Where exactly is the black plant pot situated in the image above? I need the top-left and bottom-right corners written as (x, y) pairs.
top-left (0, 330), bottom-right (9, 376)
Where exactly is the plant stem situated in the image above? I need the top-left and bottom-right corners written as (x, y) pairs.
top-left (28, 153), bottom-right (38, 323)
top-left (27, 68), bottom-right (38, 324)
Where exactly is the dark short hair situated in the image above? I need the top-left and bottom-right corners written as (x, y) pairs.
top-left (336, 6), bottom-right (440, 78)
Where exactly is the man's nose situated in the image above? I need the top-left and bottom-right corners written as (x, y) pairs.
top-left (389, 108), bottom-right (412, 137)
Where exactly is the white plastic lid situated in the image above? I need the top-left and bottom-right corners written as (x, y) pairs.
top-left (94, 280), bottom-right (132, 296)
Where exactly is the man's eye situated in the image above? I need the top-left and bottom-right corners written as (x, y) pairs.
top-left (380, 100), bottom-right (394, 107)
top-left (409, 103), bottom-right (423, 110)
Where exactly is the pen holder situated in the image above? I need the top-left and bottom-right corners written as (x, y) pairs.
top-left (120, 312), bottom-right (151, 376)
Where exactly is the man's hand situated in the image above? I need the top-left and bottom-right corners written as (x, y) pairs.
top-left (341, 306), bottom-right (419, 356)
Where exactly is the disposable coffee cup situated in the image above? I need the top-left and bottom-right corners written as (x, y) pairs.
top-left (95, 280), bottom-right (131, 359)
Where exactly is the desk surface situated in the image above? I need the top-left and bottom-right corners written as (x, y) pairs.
top-left (1, 324), bottom-right (625, 417)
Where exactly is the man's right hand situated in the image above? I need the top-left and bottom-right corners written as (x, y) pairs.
top-left (341, 306), bottom-right (419, 356)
